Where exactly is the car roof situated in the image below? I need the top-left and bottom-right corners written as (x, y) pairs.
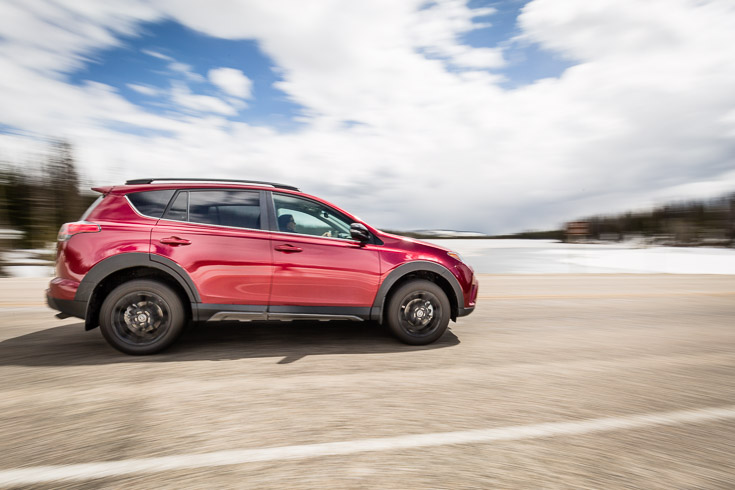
top-left (93, 179), bottom-right (300, 195)
top-left (125, 178), bottom-right (298, 191)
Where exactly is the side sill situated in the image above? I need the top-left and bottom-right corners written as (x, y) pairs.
top-left (197, 304), bottom-right (370, 323)
top-left (267, 313), bottom-right (363, 322)
top-left (208, 311), bottom-right (267, 322)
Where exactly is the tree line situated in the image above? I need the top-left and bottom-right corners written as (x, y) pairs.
top-left (0, 141), bottom-right (94, 250)
top-left (572, 193), bottom-right (735, 245)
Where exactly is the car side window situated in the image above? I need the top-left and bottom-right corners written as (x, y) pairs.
top-left (128, 190), bottom-right (175, 218)
top-left (273, 193), bottom-right (353, 239)
top-left (163, 190), bottom-right (261, 230)
top-left (163, 191), bottom-right (188, 222)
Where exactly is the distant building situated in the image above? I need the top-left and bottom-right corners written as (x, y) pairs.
top-left (565, 221), bottom-right (589, 242)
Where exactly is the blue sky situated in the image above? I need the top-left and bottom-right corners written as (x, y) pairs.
top-left (67, 20), bottom-right (305, 131)
top-left (462, 0), bottom-right (572, 86)
top-left (1, 0), bottom-right (734, 234)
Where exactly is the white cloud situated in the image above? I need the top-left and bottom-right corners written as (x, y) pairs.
top-left (0, 0), bottom-right (160, 74)
top-left (1, 0), bottom-right (735, 233)
top-left (208, 67), bottom-right (253, 98)
top-left (141, 48), bottom-right (174, 61)
top-left (410, 0), bottom-right (504, 69)
top-left (168, 61), bottom-right (205, 82)
top-left (127, 83), bottom-right (160, 96)
top-left (170, 83), bottom-right (237, 115)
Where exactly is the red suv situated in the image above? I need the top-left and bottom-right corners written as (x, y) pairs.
top-left (47, 178), bottom-right (477, 354)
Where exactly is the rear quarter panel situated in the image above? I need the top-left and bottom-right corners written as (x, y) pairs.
top-left (57, 194), bottom-right (155, 285)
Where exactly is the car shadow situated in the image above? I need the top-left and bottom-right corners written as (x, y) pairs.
top-left (0, 321), bottom-right (460, 367)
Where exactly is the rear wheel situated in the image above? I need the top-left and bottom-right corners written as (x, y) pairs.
top-left (386, 280), bottom-right (450, 345)
top-left (99, 280), bottom-right (185, 355)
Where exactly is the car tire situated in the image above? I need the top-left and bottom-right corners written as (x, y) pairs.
top-left (385, 279), bottom-right (450, 345)
top-left (99, 279), bottom-right (185, 355)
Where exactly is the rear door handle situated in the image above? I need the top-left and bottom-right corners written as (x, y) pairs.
top-left (160, 236), bottom-right (191, 246)
top-left (275, 244), bottom-right (303, 253)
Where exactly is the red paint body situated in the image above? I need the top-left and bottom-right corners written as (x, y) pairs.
top-left (151, 220), bottom-right (273, 304)
top-left (49, 182), bottom-right (477, 315)
top-left (269, 230), bottom-right (381, 306)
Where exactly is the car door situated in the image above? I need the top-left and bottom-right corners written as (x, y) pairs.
top-left (268, 192), bottom-right (381, 312)
top-left (150, 189), bottom-right (273, 306)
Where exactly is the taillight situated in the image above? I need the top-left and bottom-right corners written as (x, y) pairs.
top-left (58, 221), bottom-right (101, 241)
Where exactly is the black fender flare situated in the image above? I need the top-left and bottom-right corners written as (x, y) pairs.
top-left (371, 261), bottom-right (463, 322)
top-left (76, 252), bottom-right (201, 304)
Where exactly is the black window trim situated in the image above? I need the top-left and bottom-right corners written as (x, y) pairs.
top-left (160, 189), bottom-right (189, 222)
top-left (157, 188), bottom-right (270, 232)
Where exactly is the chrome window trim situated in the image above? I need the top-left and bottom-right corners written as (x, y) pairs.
top-left (155, 216), bottom-right (360, 243)
top-left (268, 229), bottom-right (360, 243)
top-left (155, 216), bottom-right (268, 233)
top-left (124, 194), bottom-right (165, 221)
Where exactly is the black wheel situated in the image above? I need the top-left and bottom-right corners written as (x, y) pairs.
top-left (385, 279), bottom-right (450, 345)
top-left (99, 280), bottom-right (185, 355)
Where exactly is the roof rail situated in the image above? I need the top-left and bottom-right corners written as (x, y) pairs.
top-left (125, 178), bottom-right (299, 191)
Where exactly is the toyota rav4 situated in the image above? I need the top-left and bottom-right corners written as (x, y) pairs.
top-left (47, 178), bottom-right (478, 355)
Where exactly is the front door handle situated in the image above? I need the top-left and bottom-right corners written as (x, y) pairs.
top-left (275, 244), bottom-right (303, 253)
top-left (160, 236), bottom-right (191, 246)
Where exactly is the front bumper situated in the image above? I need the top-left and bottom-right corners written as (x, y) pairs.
top-left (457, 274), bottom-right (478, 317)
top-left (458, 305), bottom-right (475, 317)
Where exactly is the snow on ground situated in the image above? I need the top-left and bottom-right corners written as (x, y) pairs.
top-left (1, 249), bottom-right (55, 277)
top-left (553, 246), bottom-right (735, 275)
top-left (427, 239), bottom-right (735, 274)
top-left (3, 265), bottom-right (55, 278)
top-left (2, 250), bottom-right (53, 265)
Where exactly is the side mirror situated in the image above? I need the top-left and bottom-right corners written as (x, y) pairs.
top-left (350, 222), bottom-right (370, 242)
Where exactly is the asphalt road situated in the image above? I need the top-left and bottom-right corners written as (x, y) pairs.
top-left (0, 274), bottom-right (734, 489)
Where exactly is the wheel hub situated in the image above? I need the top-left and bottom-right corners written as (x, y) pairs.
top-left (123, 300), bottom-right (163, 334)
top-left (403, 298), bottom-right (434, 329)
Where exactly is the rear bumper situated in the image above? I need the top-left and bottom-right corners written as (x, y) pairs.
top-left (48, 277), bottom-right (80, 301)
top-left (46, 291), bottom-right (86, 319)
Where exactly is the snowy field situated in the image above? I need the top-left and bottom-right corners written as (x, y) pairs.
top-left (427, 239), bottom-right (735, 275)
top-left (3, 240), bottom-right (735, 277)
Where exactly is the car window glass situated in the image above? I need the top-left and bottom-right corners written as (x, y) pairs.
top-left (188, 190), bottom-right (261, 229)
top-left (163, 191), bottom-right (188, 222)
top-left (128, 190), bottom-right (175, 218)
top-left (273, 194), bottom-right (353, 239)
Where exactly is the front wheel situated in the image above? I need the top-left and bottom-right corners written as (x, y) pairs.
top-left (385, 280), bottom-right (450, 345)
top-left (99, 280), bottom-right (185, 355)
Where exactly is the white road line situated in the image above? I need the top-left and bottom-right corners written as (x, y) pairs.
top-left (1, 405), bottom-right (734, 486)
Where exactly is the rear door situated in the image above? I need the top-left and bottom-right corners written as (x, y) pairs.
top-left (151, 189), bottom-right (273, 305)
